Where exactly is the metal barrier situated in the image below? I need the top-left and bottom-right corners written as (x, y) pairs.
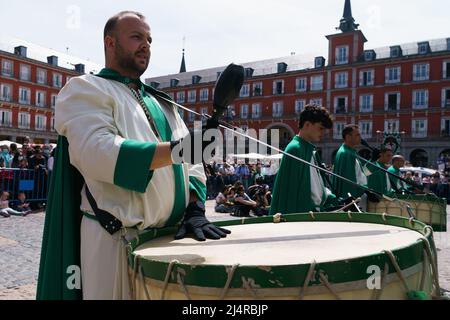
top-left (0, 168), bottom-right (48, 203)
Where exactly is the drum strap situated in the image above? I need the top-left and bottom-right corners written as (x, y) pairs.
top-left (85, 185), bottom-right (123, 235)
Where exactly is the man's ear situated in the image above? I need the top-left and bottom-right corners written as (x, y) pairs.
top-left (104, 35), bottom-right (115, 51)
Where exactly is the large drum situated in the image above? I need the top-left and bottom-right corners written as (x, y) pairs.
top-left (367, 194), bottom-right (447, 232)
top-left (126, 213), bottom-right (441, 300)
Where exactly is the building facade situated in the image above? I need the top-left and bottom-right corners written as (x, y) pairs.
top-left (146, 0), bottom-right (450, 168)
top-left (0, 45), bottom-right (85, 144)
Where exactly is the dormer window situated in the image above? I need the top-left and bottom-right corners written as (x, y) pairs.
top-left (390, 46), bottom-right (402, 58)
top-left (314, 57), bottom-right (325, 68)
top-left (418, 42), bottom-right (430, 55)
top-left (245, 68), bottom-right (254, 78)
top-left (170, 79), bottom-right (179, 87)
top-left (192, 75), bottom-right (201, 84)
top-left (364, 50), bottom-right (376, 62)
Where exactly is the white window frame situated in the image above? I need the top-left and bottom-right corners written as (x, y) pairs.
top-left (385, 92), bottom-right (401, 111)
top-left (334, 96), bottom-right (348, 114)
top-left (37, 68), bottom-right (47, 84)
top-left (52, 73), bottom-right (62, 88)
top-left (272, 80), bottom-right (284, 95)
top-left (311, 75), bottom-right (323, 91)
top-left (188, 109), bottom-right (196, 122)
top-left (413, 63), bottom-right (430, 81)
top-left (240, 104), bottom-right (249, 119)
top-left (442, 60), bottom-right (450, 79)
top-left (359, 69), bottom-right (374, 86)
top-left (359, 121), bottom-right (373, 139)
top-left (359, 94), bottom-right (374, 113)
top-left (441, 118), bottom-right (450, 137)
top-left (336, 45), bottom-right (349, 65)
top-left (199, 88), bottom-right (209, 102)
top-left (412, 119), bottom-right (428, 138)
top-left (36, 90), bottom-right (46, 107)
top-left (251, 103), bottom-right (261, 119)
top-left (0, 83), bottom-right (12, 102)
top-left (418, 43), bottom-right (428, 55)
top-left (442, 87), bottom-right (450, 108)
top-left (295, 77), bottom-right (307, 92)
top-left (176, 91), bottom-right (185, 103)
top-left (272, 101), bottom-right (283, 118)
top-left (1, 59), bottom-right (13, 76)
top-left (412, 90), bottom-right (429, 110)
top-left (35, 114), bottom-right (47, 131)
top-left (384, 119), bottom-right (400, 134)
top-left (385, 66), bottom-right (401, 84)
top-left (0, 109), bottom-right (12, 127)
top-left (51, 94), bottom-right (58, 108)
top-left (295, 99), bottom-right (306, 115)
top-left (333, 122), bottom-right (346, 140)
top-left (19, 87), bottom-right (31, 105)
top-left (19, 64), bottom-right (31, 81)
top-left (335, 72), bottom-right (348, 88)
top-left (253, 82), bottom-right (263, 96)
top-left (239, 84), bottom-right (250, 98)
top-left (310, 98), bottom-right (323, 106)
top-left (188, 90), bottom-right (196, 103)
top-left (18, 112), bottom-right (30, 129)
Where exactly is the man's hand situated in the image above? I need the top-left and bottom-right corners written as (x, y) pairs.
top-left (175, 201), bottom-right (231, 241)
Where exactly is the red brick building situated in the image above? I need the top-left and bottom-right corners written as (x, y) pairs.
top-left (147, 0), bottom-right (450, 168)
top-left (0, 45), bottom-right (85, 144)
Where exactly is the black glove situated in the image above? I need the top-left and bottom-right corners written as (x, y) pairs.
top-left (175, 201), bottom-right (231, 241)
top-left (170, 118), bottom-right (219, 165)
top-left (366, 190), bottom-right (381, 203)
top-left (370, 148), bottom-right (381, 162)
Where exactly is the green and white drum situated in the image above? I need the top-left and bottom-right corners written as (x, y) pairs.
top-left (367, 194), bottom-right (447, 232)
top-left (127, 213), bottom-right (440, 300)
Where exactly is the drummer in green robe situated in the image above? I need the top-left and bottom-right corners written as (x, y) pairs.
top-left (270, 105), bottom-right (337, 215)
top-left (367, 147), bottom-right (394, 195)
top-left (332, 125), bottom-right (368, 199)
top-left (388, 155), bottom-right (413, 194)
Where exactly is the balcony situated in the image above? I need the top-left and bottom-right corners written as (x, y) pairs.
top-left (335, 106), bottom-right (347, 114)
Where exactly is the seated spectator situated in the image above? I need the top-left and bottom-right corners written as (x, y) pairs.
top-left (215, 185), bottom-right (234, 214)
top-left (231, 186), bottom-right (257, 217)
top-left (0, 191), bottom-right (29, 217)
top-left (13, 192), bottom-right (32, 214)
top-left (247, 177), bottom-right (271, 217)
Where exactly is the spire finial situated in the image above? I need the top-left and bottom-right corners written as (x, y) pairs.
top-left (337, 0), bottom-right (359, 32)
top-left (179, 36), bottom-right (186, 73)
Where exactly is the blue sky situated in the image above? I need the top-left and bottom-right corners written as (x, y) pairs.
top-left (1, 0), bottom-right (449, 79)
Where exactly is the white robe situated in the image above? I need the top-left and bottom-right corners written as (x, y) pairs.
top-left (55, 74), bottom-right (205, 299)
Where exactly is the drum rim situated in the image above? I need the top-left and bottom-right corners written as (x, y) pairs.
top-left (128, 212), bottom-right (436, 289)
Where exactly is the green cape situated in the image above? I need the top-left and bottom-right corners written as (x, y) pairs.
top-left (367, 161), bottom-right (393, 195)
top-left (332, 144), bottom-right (365, 198)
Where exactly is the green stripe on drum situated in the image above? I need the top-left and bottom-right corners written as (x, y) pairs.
top-left (127, 213), bottom-right (436, 289)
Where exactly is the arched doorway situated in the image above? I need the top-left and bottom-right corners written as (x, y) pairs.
top-left (265, 124), bottom-right (295, 152)
top-left (358, 149), bottom-right (372, 161)
top-left (410, 149), bottom-right (428, 167)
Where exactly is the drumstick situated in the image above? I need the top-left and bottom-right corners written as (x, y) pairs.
top-left (331, 198), bottom-right (362, 213)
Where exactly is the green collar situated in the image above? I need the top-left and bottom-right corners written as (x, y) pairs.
top-left (294, 135), bottom-right (316, 152)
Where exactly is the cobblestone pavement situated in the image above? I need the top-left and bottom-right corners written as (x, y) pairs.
top-left (0, 204), bottom-right (449, 300)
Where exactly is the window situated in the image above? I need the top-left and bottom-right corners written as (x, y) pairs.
top-left (176, 91), bottom-right (185, 103)
top-left (359, 121), bottom-right (373, 139)
top-left (35, 115), bottom-right (47, 131)
top-left (0, 84), bottom-right (12, 102)
top-left (20, 64), bottom-right (31, 81)
top-left (333, 122), bottom-right (345, 140)
top-left (240, 84), bottom-right (250, 97)
top-left (295, 77), bottom-right (307, 92)
top-left (37, 68), bottom-right (47, 84)
top-left (19, 87), bottom-right (31, 104)
top-left (253, 82), bottom-right (263, 96)
top-left (272, 101), bottom-right (283, 117)
top-left (443, 88), bottom-right (450, 107)
top-left (360, 94), bottom-right (373, 112)
top-left (413, 90), bottom-right (428, 109)
top-left (360, 69), bottom-right (374, 86)
top-left (0, 109), bottom-right (12, 127)
top-left (418, 43), bottom-right (429, 55)
top-left (335, 72), bottom-right (348, 88)
top-left (385, 92), bottom-right (400, 111)
top-left (364, 51), bottom-right (375, 61)
top-left (200, 88), bottom-right (209, 101)
top-left (188, 109), bottom-right (196, 122)
top-left (334, 96), bottom-right (348, 114)
top-left (311, 75), bottom-right (323, 91)
top-left (252, 103), bottom-right (261, 119)
top-left (442, 61), bottom-right (450, 79)
top-left (412, 119), bottom-right (427, 138)
top-left (413, 63), bottom-right (430, 81)
top-left (273, 80), bottom-right (284, 95)
top-left (1, 59), bottom-right (13, 76)
top-left (336, 46), bottom-right (349, 65)
top-left (310, 98), bottom-right (322, 106)
top-left (188, 90), bottom-right (196, 103)
top-left (51, 94), bottom-right (57, 108)
top-left (441, 118), bottom-right (450, 137)
top-left (295, 99), bottom-right (306, 114)
top-left (18, 113), bottom-right (30, 129)
top-left (385, 66), bottom-right (401, 83)
top-left (240, 104), bottom-right (249, 119)
top-left (36, 91), bottom-right (46, 107)
top-left (52, 73), bottom-right (62, 88)
top-left (384, 120), bottom-right (399, 133)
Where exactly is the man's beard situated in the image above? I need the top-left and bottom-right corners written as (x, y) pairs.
top-left (115, 41), bottom-right (148, 77)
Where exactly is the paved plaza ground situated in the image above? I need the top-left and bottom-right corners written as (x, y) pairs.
top-left (1, 202), bottom-right (449, 300)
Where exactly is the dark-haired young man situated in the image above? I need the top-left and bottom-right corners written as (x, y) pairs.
top-left (270, 105), bottom-right (337, 215)
top-left (367, 147), bottom-right (394, 195)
